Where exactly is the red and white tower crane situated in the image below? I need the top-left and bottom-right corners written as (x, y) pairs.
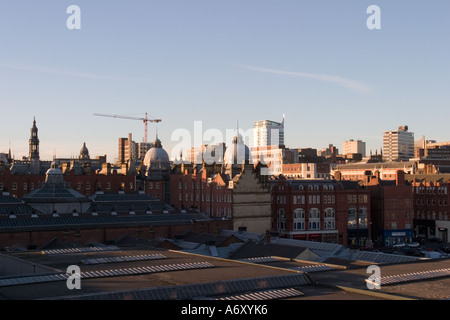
top-left (93, 113), bottom-right (162, 145)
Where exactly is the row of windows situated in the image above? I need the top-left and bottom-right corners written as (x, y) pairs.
top-left (348, 207), bottom-right (368, 228)
top-left (148, 182), bottom-right (161, 190)
top-left (76, 182), bottom-right (134, 191)
top-left (0, 182), bottom-right (135, 192)
top-left (415, 210), bottom-right (449, 220)
top-left (178, 181), bottom-right (223, 190)
top-left (205, 206), bottom-right (232, 217)
top-left (416, 198), bottom-right (448, 206)
top-left (415, 186), bottom-right (448, 195)
top-left (386, 222), bottom-right (412, 229)
top-left (275, 185), bottom-right (335, 191)
top-left (278, 208), bottom-right (336, 231)
top-left (178, 192), bottom-right (232, 203)
top-left (280, 194), bottom-right (337, 205)
top-left (0, 182), bottom-right (36, 191)
top-left (348, 195), bottom-right (368, 204)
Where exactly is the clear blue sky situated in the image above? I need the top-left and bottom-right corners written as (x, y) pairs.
top-left (0, 0), bottom-right (449, 162)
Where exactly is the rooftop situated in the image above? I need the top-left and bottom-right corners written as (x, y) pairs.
top-left (1, 240), bottom-right (449, 301)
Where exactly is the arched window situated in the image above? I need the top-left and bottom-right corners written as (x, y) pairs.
top-left (293, 208), bottom-right (305, 230)
top-left (324, 208), bottom-right (335, 229)
top-left (309, 208), bottom-right (320, 230)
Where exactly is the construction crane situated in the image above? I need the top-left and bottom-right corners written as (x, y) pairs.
top-left (93, 113), bottom-right (162, 145)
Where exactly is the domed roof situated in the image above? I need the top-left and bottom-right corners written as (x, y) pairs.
top-left (223, 133), bottom-right (251, 165)
top-left (45, 161), bottom-right (64, 185)
top-left (143, 136), bottom-right (170, 168)
top-left (79, 142), bottom-right (90, 160)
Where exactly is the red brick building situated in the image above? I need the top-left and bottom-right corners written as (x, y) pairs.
top-left (407, 174), bottom-right (450, 242)
top-left (170, 164), bottom-right (233, 219)
top-left (358, 170), bottom-right (414, 247)
top-left (0, 163), bottom-right (137, 198)
top-left (270, 176), bottom-right (371, 247)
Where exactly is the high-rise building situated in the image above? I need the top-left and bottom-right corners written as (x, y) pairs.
top-left (118, 133), bottom-right (150, 163)
top-left (383, 125), bottom-right (414, 162)
top-left (252, 116), bottom-right (285, 148)
top-left (342, 139), bottom-right (366, 157)
top-left (252, 116), bottom-right (285, 175)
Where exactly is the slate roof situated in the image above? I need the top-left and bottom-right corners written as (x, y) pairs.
top-left (229, 241), bottom-right (309, 260)
top-left (0, 192), bottom-right (40, 215)
top-left (0, 213), bottom-right (212, 231)
top-left (88, 192), bottom-right (171, 213)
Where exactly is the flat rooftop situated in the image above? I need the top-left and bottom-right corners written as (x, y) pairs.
top-left (0, 243), bottom-right (449, 301)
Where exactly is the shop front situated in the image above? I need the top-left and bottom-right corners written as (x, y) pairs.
top-left (347, 229), bottom-right (369, 248)
top-left (383, 229), bottom-right (413, 247)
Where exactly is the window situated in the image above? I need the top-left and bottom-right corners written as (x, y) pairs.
top-left (179, 193), bottom-right (182, 201)
top-left (293, 195), bottom-right (305, 204)
top-left (348, 208), bottom-right (357, 229)
top-left (324, 208), bottom-right (335, 230)
top-left (309, 208), bottom-right (320, 230)
top-left (86, 182), bottom-right (91, 190)
top-left (106, 182), bottom-right (111, 190)
top-left (359, 207), bottom-right (368, 228)
top-left (293, 208), bottom-right (305, 230)
top-left (156, 182), bottom-right (160, 190)
top-left (0, 182), bottom-right (3, 190)
top-left (23, 183), bottom-right (27, 191)
top-left (149, 182), bottom-right (153, 189)
top-left (178, 182), bottom-right (182, 190)
top-left (278, 209), bottom-right (286, 230)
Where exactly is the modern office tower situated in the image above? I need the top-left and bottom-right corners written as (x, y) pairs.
top-left (118, 133), bottom-right (147, 163)
top-left (383, 125), bottom-right (414, 162)
top-left (342, 139), bottom-right (366, 157)
top-left (252, 116), bottom-right (285, 148)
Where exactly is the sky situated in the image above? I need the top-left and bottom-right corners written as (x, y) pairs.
top-left (0, 0), bottom-right (449, 162)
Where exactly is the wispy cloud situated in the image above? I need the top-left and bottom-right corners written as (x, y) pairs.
top-left (239, 65), bottom-right (373, 94)
top-left (0, 62), bottom-right (150, 81)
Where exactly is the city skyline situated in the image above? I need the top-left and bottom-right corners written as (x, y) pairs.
top-left (1, 1), bottom-right (449, 161)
